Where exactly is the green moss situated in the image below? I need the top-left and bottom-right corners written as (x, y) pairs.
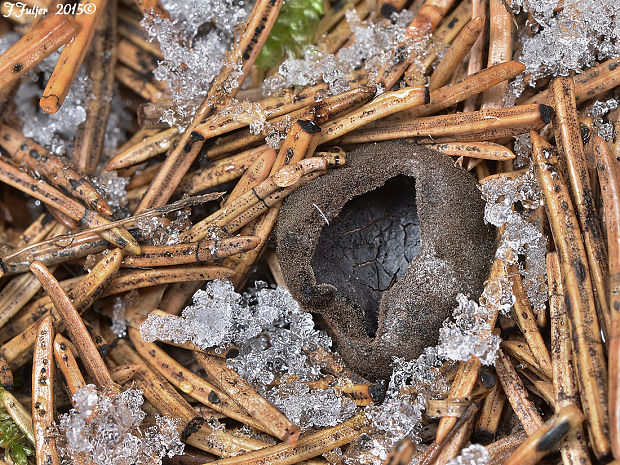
top-left (0, 388), bottom-right (33, 465)
top-left (256, 0), bottom-right (324, 70)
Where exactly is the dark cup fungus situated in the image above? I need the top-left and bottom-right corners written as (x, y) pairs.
top-left (276, 140), bottom-right (495, 379)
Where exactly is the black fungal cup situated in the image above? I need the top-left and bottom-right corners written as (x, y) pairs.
top-left (276, 140), bottom-right (495, 379)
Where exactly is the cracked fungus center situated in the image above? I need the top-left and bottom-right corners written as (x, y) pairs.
top-left (312, 175), bottom-right (421, 337)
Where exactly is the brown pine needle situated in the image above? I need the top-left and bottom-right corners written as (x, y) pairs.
top-left (531, 130), bottom-right (610, 459)
top-left (549, 77), bottom-right (610, 337)
top-left (32, 315), bottom-right (59, 465)
top-left (53, 333), bottom-right (87, 396)
top-left (426, 142), bottom-right (515, 160)
top-left (0, 156), bottom-right (139, 254)
top-left (121, 236), bottom-right (260, 268)
top-left (0, 125), bottom-right (113, 215)
top-left (495, 348), bottom-right (544, 435)
top-left (40, 0), bottom-right (108, 113)
top-left (548, 252), bottom-right (593, 465)
top-left (30, 260), bottom-right (116, 389)
top-left (504, 406), bottom-right (585, 465)
top-left (430, 15), bottom-right (485, 91)
top-left (591, 135), bottom-right (620, 459)
top-left (136, 0), bottom-right (283, 212)
top-left (0, 11), bottom-right (79, 88)
top-left (195, 353), bottom-right (301, 445)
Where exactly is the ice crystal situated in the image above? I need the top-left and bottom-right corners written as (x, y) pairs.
top-left (92, 172), bottom-right (129, 218)
top-left (263, 9), bottom-right (423, 95)
top-left (134, 210), bottom-right (191, 246)
top-left (141, 1), bottom-right (250, 129)
top-left (514, 0), bottom-right (620, 85)
top-left (111, 297), bottom-right (127, 338)
top-left (438, 294), bottom-right (501, 365)
top-left (446, 444), bottom-right (490, 465)
top-left (269, 383), bottom-right (356, 428)
top-left (585, 98), bottom-right (618, 141)
top-left (58, 385), bottom-right (184, 465)
top-left (482, 168), bottom-right (548, 315)
top-left (141, 280), bottom-right (356, 429)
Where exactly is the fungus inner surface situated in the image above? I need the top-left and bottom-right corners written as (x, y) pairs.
top-left (311, 175), bottom-right (421, 337)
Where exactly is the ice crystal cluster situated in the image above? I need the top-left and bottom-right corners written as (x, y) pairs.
top-left (511, 0), bottom-right (620, 85)
top-left (0, 33), bottom-right (130, 159)
top-left (111, 296), bottom-right (127, 338)
top-left (586, 98), bottom-right (618, 141)
top-left (58, 385), bottom-right (184, 465)
top-left (134, 209), bottom-right (192, 246)
top-left (446, 444), bottom-right (490, 465)
top-left (141, 0), bottom-right (250, 129)
top-left (482, 168), bottom-right (548, 315)
top-left (263, 9), bottom-right (421, 95)
top-left (437, 293), bottom-right (501, 365)
top-left (141, 280), bottom-right (355, 428)
top-left (92, 172), bottom-right (130, 218)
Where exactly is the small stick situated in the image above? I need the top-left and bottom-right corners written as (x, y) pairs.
top-left (29, 261), bottom-right (116, 389)
top-left (430, 16), bottom-right (485, 90)
top-left (0, 125), bottom-right (113, 215)
top-left (510, 270), bottom-right (553, 379)
top-left (426, 142), bottom-right (515, 160)
top-left (106, 127), bottom-right (179, 170)
top-left (0, 12), bottom-right (79, 87)
top-left (72, 0), bottom-right (118, 176)
top-left (40, 0), bottom-right (108, 113)
top-left (136, 0), bottom-right (284, 212)
top-left (592, 136), bottom-right (620, 459)
top-left (503, 405), bottom-right (586, 465)
top-left (0, 156), bottom-right (140, 254)
top-left (122, 236), bottom-right (260, 268)
top-left (382, 437), bottom-right (416, 465)
top-left (549, 77), bottom-right (610, 336)
top-left (495, 348), bottom-right (544, 435)
top-left (548, 252), bottom-right (593, 465)
top-left (337, 104), bottom-right (552, 144)
top-left (32, 315), bottom-right (59, 465)
top-left (53, 333), bottom-right (86, 395)
top-left (480, 0), bottom-right (513, 109)
top-left (531, 130), bottom-right (609, 459)
top-left (195, 353), bottom-right (301, 445)
top-left (206, 414), bottom-right (370, 465)
top-left (475, 385), bottom-right (506, 442)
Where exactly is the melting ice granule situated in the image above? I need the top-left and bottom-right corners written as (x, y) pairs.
top-left (111, 296), bottom-right (127, 338)
top-left (445, 444), bottom-right (490, 465)
top-left (58, 385), bottom-right (184, 465)
top-left (91, 172), bottom-right (130, 218)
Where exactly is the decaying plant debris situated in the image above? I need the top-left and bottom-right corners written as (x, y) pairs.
top-left (0, 0), bottom-right (616, 465)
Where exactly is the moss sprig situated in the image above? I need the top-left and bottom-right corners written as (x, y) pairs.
top-left (256, 0), bottom-right (324, 70)
top-left (0, 388), bottom-right (33, 465)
